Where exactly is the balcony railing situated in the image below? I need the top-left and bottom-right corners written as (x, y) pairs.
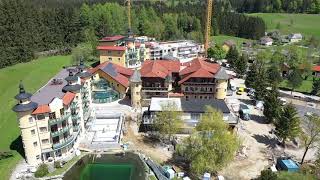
top-left (70, 102), bottom-right (78, 110)
top-left (52, 135), bottom-right (75, 150)
top-left (73, 125), bottom-right (80, 132)
top-left (49, 113), bottom-right (71, 125)
top-left (142, 87), bottom-right (168, 92)
top-left (71, 114), bottom-right (80, 121)
top-left (183, 82), bottom-right (215, 85)
top-left (51, 126), bottom-right (71, 137)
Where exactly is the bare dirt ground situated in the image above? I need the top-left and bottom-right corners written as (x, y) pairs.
top-left (122, 119), bottom-right (172, 163)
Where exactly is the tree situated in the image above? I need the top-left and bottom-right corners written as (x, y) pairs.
top-left (256, 169), bottom-right (277, 180)
top-left (234, 54), bottom-right (248, 76)
top-left (71, 42), bottom-right (95, 64)
top-left (287, 68), bottom-right (303, 94)
top-left (177, 106), bottom-right (239, 176)
top-left (263, 86), bottom-right (282, 123)
top-left (312, 79), bottom-right (320, 95)
top-left (300, 114), bottom-right (320, 164)
top-left (34, 163), bottom-right (49, 178)
top-left (154, 102), bottom-right (182, 141)
top-left (245, 63), bottom-right (258, 88)
top-left (274, 104), bottom-right (301, 147)
top-left (267, 64), bottom-right (282, 86)
top-left (226, 46), bottom-right (239, 66)
top-left (207, 45), bottom-right (226, 60)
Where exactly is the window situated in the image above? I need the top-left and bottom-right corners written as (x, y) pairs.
top-left (28, 117), bottom-right (33, 123)
top-left (60, 108), bottom-right (64, 116)
top-left (185, 87), bottom-right (189, 91)
top-left (40, 127), bottom-right (47, 133)
top-left (36, 155), bottom-right (40, 159)
top-left (49, 112), bottom-right (56, 120)
top-left (191, 113), bottom-right (200, 120)
top-left (108, 51), bottom-right (111, 54)
top-left (210, 88), bottom-right (213, 92)
top-left (42, 139), bottom-right (49, 144)
top-left (33, 142), bottom-right (38, 147)
top-left (200, 96), bottom-right (203, 99)
top-left (136, 92), bottom-right (139, 95)
top-left (216, 89), bottom-right (218, 92)
top-left (37, 114), bottom-right (45, 120)
top-left (108, 57), bottom-right (112, 61)
top-left (117, 84), bottom-right (119, 87)
top-left (118, 51), bottom-right (121, 55)
top-left (31, 129), bottom-right (35, 135)
top-left (118, 58), bottom-right (120, 61)
top-left (135, 84), bottom-right (139, 87)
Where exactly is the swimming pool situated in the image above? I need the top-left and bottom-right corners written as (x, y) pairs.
top-left (63, 152), bottom-right (148, 180)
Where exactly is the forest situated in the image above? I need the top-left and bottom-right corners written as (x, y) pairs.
top-left (0, 0), bottom-right (266, 68)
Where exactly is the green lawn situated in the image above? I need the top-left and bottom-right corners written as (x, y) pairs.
top-left (249, 13), bottom-right (320, 38)
top-left (280, 79), bottom-right (313, 94)
top-left (278, 171), bottom-right (316, 180)
top-left (0, 55), bottom-right (71, 179)
top-left (212, 35), bottom-right (251, 48)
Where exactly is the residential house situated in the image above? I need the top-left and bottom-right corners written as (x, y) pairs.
top-left (260, 36), bottom-right (273, 46)
top-left (288, 33), bottom-right (303, 43)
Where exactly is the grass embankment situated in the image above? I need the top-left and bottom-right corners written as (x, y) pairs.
top-left (0, 56), bottom-right (71, 179)
top-left (249, 13), bottom-right (320, 38)
top-left (212, 35), bottom-right (251, 48)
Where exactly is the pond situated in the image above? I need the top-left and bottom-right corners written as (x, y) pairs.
top-left (63, 152), bottom-right (148, 180)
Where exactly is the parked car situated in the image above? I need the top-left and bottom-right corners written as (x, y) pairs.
top-left (237, 87), bottom-right (245, 95)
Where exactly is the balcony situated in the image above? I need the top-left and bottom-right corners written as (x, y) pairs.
top-left (73, 125), bottom-right (80, 132)
top-left (48, 113), bottom-right (71, 125)
top-left (82, 88), bottom-right (89, 93)
top-left (70, 102), bottom-right (78, 110)
top-left (51, 126), bottom-right (71, 137)
top-left (52, 135), bottom-right (75, 150)
top-left (71, 114), bottom-right (80, 121)
top-left (183, 82), bottom-right (215, 85)
top-left (142, 87), bottom-right (168, 92)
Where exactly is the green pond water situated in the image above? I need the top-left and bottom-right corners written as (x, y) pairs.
top-left (63, 152), bottom-right (147, 180)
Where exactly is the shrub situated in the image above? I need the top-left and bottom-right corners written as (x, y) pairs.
top-left (34, 163), bottom-right (49, 178)
top-left (54, 161), bottom-right (61, 168)
top-left (256, 169), bottom-right (277, 180)
top-left (0, 151), bottom-right (13, 160)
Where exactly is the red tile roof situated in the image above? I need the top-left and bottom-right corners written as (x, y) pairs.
top-left (100, 35), bottom-right (125, 42)
top-left (313, 65), bottom-right (320, 72)
top-left (179, 58), bottom-right (221, 84)
top-left (32, 105), bottom-right (51, 114)
top-left (62, 92), bottom-right (75, 106)
top-left (97, 46), bottom-right (126, 51)
top-left (140, 60), bottom-right (180, 79)
top-left (90, 61), bottom-right (133, 88)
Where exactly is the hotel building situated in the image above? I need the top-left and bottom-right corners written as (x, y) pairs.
top-left (12, 61), bottom-right (93, 166)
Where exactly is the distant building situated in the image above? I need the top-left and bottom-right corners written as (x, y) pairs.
top-left (222, 40), bottom-right (236, 52)
top-left (260, 36), bottom-right (273, 46)
top-left (143, 97), bottom-right (238, 133)
top-left (312, 65), bottom-right (320, 77)
top-left (288, 33), bottom-right (303, 43)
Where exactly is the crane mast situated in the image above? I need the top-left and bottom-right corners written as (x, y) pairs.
top-left (126, 0), bottom-right (131, 31)
top-left (204, 0), bottom-right (213, 57)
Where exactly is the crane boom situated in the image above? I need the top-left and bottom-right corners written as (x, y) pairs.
top-left (204, 0), bottom-right (213, 57)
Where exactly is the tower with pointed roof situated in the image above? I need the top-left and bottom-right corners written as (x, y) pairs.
top-left (214, 67), bottom-right (229, 99)
top-left (165, 74), bottom-right (173, 92)
top-left (130, 69), bottom-right (142, 109)
top-left (12, 81), bottom-right (42, 165)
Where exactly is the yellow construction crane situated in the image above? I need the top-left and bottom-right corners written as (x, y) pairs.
top-left (125, 0), bottom-right (132, 31)
top-left (204, 0), bottom-right (213, 57)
